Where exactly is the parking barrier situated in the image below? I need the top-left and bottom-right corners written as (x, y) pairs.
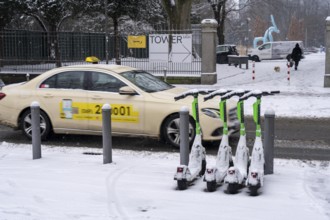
top-left (287, 62), bottom-right (291, 84)
top-left (252, 61), bottom-right (255, 80)
top-left (102, 104), bottom-right (112, 164)
top-left (163, 68), bottom-right (167, 82)
top-left (31, 101), bottom-right (41, 160)
top-left (180, 106), bottom-right (190, 166)
top-left (264, 109), bottom-right (275, 175)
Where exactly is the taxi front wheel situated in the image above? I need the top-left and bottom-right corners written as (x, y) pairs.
top-left (162, 114), bottom-right (195, 148)
top-left (20, 110), bottom-right (52, 141)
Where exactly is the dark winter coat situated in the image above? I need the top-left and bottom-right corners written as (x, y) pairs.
top-left (291, 44), bottom-right (302, 62)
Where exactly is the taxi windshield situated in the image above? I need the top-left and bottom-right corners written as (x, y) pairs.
top-left (121, 70), bottom-right (174, 93)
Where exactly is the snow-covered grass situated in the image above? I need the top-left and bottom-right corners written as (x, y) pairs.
top-left (1, 53), bottom-right (330, 220)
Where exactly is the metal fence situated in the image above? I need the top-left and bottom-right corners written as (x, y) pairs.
top-left (0, 28), bottom-right (202, 76)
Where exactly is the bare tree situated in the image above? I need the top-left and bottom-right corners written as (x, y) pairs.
top-left (161, 0), bottom-right (193, 29)
top-left (206, 0), bottom-right (251, 45)
top-left (19, 0), bottom-right (83, 67)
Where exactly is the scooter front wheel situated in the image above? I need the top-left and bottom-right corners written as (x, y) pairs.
top-left (177, 180), bottom-right (188, 190)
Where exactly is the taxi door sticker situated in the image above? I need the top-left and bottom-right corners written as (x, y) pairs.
top-left (60, 101), bottom-right (139, 123)
top-left (61, 99), bottom-right (72, 119)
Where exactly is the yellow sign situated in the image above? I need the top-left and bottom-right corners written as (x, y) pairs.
top-left (60, 101), bottom-right (139, 123)
top-left (128, 35), bottom-right (146, 48)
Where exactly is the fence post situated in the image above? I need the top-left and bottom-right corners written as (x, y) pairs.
top-left (264, 109), bottom-right (275, 175)
top-left (102, 104), bottom-right (112, 164)
top-left (180, 106), bottom-right (190, 166)
top-left (31, 101), bottom-right (41, 160)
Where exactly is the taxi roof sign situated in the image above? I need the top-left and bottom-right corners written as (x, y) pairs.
top-left (85, 56), bottom-right (100, 64)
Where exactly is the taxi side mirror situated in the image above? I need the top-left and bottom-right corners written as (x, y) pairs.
top-left (119, 86), bottom-right (138, 95)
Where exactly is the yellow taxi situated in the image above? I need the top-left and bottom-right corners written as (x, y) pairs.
top-left (0, 65), bottom-right (238, 147)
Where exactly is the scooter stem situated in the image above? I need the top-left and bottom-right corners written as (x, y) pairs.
top-left (253, 98), bottom-right (262, 137)
top-left (220, 100), bottom-right (228, 135)
top-left (192, 95), bottom-right (201, 135)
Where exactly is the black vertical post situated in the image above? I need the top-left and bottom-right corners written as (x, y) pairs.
top-left (102, 104), bottom-right (112, 164)
top-left (31, 101), bottom-right (41, 160)
top-left (180, 106), bottom-right (189, 166)
top-left (264, 109), bottom-right (275, 175)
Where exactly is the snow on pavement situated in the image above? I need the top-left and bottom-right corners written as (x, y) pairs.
top-left (1, 53), bottom-right (330, 220)
top-left (181, 53), bottom-right (330, 118)
top-left (0, 143), bottom-right (329, 220)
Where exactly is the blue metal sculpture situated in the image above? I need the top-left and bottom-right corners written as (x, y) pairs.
top-left (253, 15), bottom-right (280, 48)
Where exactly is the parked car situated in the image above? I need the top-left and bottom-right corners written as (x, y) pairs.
top-left (0, 65), bottom-right (239, 148)
top-left (248, 41), bottom-right (304, 62)
top-left (216, 44), bottom-right (239, 64)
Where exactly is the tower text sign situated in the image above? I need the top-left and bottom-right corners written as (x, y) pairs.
top-left (149, 34), bottom-right (192, 63)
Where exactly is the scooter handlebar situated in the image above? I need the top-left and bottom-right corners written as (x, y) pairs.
top-left (221, 89), bottom-right (250, 100)
top-left (204, 89), bottom-right (231, 101)
top-left (239, 90), bottom-right (280, 101)
top-left (174, 88), bottom-right (214, 101)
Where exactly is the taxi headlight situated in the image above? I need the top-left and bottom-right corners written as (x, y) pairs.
top-left (201, 108), bottom-right (220, 119)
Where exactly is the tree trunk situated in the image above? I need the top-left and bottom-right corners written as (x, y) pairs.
top-left (211, 1), bottom-right (226, 45)
top-left (218, 3), bottom-right (226, 45)
top-left (161, 0), bottom-right (193, 29)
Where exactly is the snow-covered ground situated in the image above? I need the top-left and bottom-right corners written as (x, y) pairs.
top-left (184, 52), bottom-right (330, 118)
top-left (1, 144), bottom-right (329, 220)
top-left (1, 53), bottom-right (330, 220)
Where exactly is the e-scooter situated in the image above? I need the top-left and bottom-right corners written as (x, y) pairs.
top-left (203, 89), bottom-right (233, 192)
top-left (173, 89), bottom-right (213, 190)
top-left (239, 90), bottom-right (279, 196)
top-left (223, 89), bottom-right (250, 194)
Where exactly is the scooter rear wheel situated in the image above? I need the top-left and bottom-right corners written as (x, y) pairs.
top-left (206, 181), bottom-right (216, 192)
top-left (249, 185), bottom-right (259, 196)
top-left (227, 183), bottom-right (239, 194)
top-left (177, 180), bottom-right (188, 190)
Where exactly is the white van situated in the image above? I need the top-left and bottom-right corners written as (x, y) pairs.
top-left (248, 41), bottom-right (303, 62)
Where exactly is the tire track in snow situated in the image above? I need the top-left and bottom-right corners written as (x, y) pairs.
top-left (106, 164), bottom-right (135, 220)
top-left (303, 168), bottom-right (330, 218)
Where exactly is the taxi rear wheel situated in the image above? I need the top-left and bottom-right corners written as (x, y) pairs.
top-left (20, 110), bottom-right (52, 141)
top-left (162, 114), bottom-right (195, 148)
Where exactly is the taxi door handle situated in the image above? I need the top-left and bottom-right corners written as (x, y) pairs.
top-left (43, 94), bottom-right (53, 98)
top-left (91, 96), bottom-right (102, 100)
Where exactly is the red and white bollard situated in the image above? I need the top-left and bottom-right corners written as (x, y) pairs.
top-left (287, 62), bottom-right (291, 84)
top-left (252, 61), bottom-right (255, 80)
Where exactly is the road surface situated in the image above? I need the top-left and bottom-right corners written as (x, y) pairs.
top-left (1, 117), bottom-right (330, 160)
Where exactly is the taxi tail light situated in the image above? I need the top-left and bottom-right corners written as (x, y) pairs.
top-left (0, 92), bottom-right (6, 100)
